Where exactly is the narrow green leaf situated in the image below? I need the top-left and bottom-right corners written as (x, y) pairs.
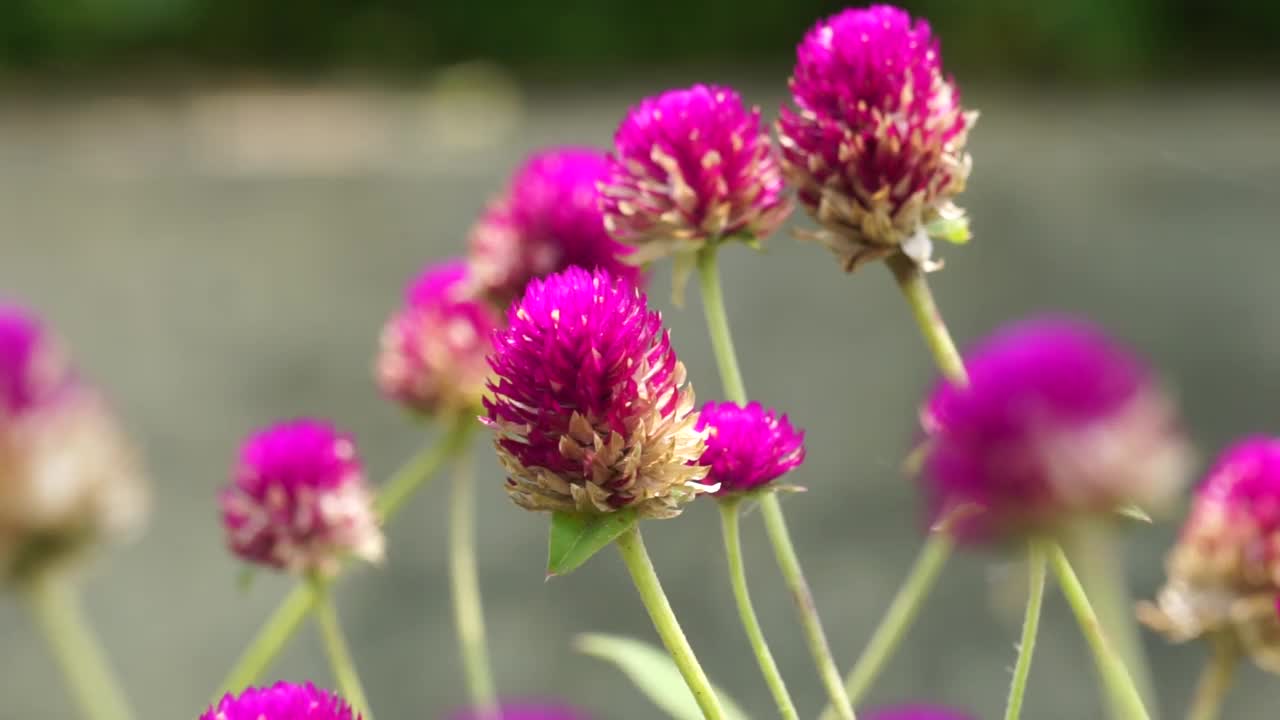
top-left (925, 215), bottom-right (971, 245)
top-left (575, 633), bottom-right (751, 720)
top-left (547, 509), bottom-right (638, 577)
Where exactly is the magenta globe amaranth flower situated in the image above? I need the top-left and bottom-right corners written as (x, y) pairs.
top-left (778, 5), bottom-right (977, 271)
top-left (448, 701), bottom-right (591, 720)
top-left (468, 148), bottom-right (642, 306)
top-left (1140, 437), bottom-right (1280, 673)
top-left (602, 84), bottom-right (792, 262)
top-left (376, 260), bottom-right (499, 417)
top-left (484, 267), bottom-right (710, 518)
top-left (0, 303), bottom-right (147, 581)
top-left (921, 317), bottom-right (1189, 542)
top-left (866, 705), bottom-right (974, 720)
top-left (220, 419), bottom-right (384, 576)
top-left (695, 401), bottom-right (805, 496)
top-left (200, 682), bottom-right (359, 720)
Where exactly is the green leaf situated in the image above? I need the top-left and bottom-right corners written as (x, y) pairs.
top-left (925, 215), bottom-right (971, 245)
top-left (575, 633), bottom-right (751, 720)
top-left (547, 509), bottom-right (638, 577)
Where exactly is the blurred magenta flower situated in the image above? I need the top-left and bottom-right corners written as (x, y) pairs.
top-left (447, 701), bottom-right (591, 720)
top-left (865, 704), bottom-right (974, 720)
top-left (483, 267), bottom-right (710, 518)
top-left (778, 4), bottom-right (977, 271)
top-left (0, 302), bottom-right (147, 580)
top-left (921, 317), bottom-right (1189, 542)
top-left (220, 419), bottom-right (383, 577)
top-left (468, 148), bottom-right (642, 307)
top-left (602, 84), bottom-right (791, 262)
top-left (201, 682), bottom-right (359, 720)
top-left (376, 260), bottom-right (500, 418)
top-left (695, 401), bottom-right (805, 496)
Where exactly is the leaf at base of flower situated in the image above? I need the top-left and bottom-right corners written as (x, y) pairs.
top-left (546, 509), bottom-right (639, 577)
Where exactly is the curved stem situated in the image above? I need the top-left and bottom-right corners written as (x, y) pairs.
top-left (719, 500), bottom-right (799, 720)
top-left (313, 580), bottom-right (375, 720)
top-left (376, 415), bottom-right (477, 522)
top-left (450, 451), bottom-right (499, 714)
top-left (1047, 543), bottom-right (1151, 720)
top-left (25, 571), bottom-right (135, 720)
top-left (885, 252), bottom-right (968, 386)
top-left (696, 243), bottom-right (748, 404)
top-left (615, 525), bottom-right (726, 720)
top-left (1186, 633), bottom-right (1239, 720)
top-left (1004, 540), bottom-right (1048, 720)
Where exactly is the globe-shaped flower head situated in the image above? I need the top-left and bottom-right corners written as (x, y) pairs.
top-left (1140, 437), bottom-right (1280, 673)
top-left (695, 401), bottom-right (805, 496)
top-left (200, 682), bottom-right (359, 720)
top-left (921, 317), bottom-right (1190, 542)
top-left (484, 267), bottom-right (711, 518)
top-left (602, 84), bottom-right (792, 263)
top-left (778, 5), bottom-right (977, 271)
top-left (376, 260), bottom-right (500, 418)
top-left (468, 148), bottom-right (642, 307)
top-left (220, 420), bottom-right (384, 577)
top-left (0, 303), bottom-right (147, 581)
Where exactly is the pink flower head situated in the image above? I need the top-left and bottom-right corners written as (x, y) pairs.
top-left (0, 303), bottom-right (147, 580)
top-left (468, 148), bottom-right (642, 307)
top-left (866, 705), bottom-right (974, 720)
top-left (448, 701), bottom-right (591, 720)
top-left (602, 84), bottom-right (792, 261)
top-left (922, 317), bottom-right (1189, 543)
top-left (221, 419), bottom-right (384, 577)
top-left (200, 682), bottom-right (359, 720)
top-left (695, 401), bottom-right (805, 496)
top-left (376, 260), bottom-right (500, 417)
top-left (1141, 437), bottom-right (1280, 672)
top-left (778, 5), bottom-right (977, 271)
top-left (484, 267), bottom-right (710, 518)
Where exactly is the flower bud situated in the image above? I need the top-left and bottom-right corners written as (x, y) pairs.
top-left (695, 401), bottom-right (805, 496)
top-left (201, 682), bottom-right (359, 720)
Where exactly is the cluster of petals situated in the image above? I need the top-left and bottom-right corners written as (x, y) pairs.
top-left (200, 682), bottom-right (358, 720)
top-left (695, 401), bottom-right (805, 496)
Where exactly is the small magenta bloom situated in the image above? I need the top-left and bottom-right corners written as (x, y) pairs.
top-left (921, 317), bottom-right (1189, 542)
top-left (0, 303), bottom-right (147, 580)
top-left (448, 701), bottom-right (591, 720)
top-left (220, 419), bottom-right (384, 576)
top-left (468, 148), bottom-right (642, 307)
top-left (602, 84), bottom-right (792, 262)
top-left (484, 267), bottom-right (710, 518)
top-left (865, 705), bottom-right (974, 720)
top-left (1141, 437), bottom-right (1280, 673)
top-left (695, 401), bottom-right (805, 496)
top-left (778, 5), bottom-right (977, 271)
top-left (200, 682), bottom-right (358, 720)
top-left (376, 260), bottom-right (500, 417)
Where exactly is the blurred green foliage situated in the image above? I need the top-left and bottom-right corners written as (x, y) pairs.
top-left (0, 0), bottom-right (1275, 80)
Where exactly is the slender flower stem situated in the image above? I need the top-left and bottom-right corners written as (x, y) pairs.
top-left (885, 252), bottom-right (968, 386)
top-left (1004, 540), bottom-right (1048, 720)
top-left (615, 525), bottom-right (726, 720)
top-left (1186, 633), bottom-right (1239, 720)
top-left (1047, 543), bottom-right (1151, 720)
top-left (696, 241), bottom-right (855, 720)
top-left (25, 571), bottom-right (135, 720)
top-left (312, 580), bottom-right (375, 720)
top-left (216, 420), bottom-right (473, 696)
top-left (449, 451), bottom-right (499, 715)
top-left (718, 499), bottom-right (799, 720)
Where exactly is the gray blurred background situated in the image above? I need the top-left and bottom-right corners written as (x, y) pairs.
top-left (2, 2), bottom-right (1280, 718)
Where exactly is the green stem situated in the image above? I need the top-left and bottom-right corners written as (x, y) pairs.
top-left (1004, 540), bottom-right (1048, 720)
top-left (615, 526), bottom-right (726, 720)
top-left (313, 579), bottom-right (375, 720)
top-left (718, 500), bottom-right (799, 720)
top-left (450, 450), bottom-right (499, 714)
top-left (216, 420), bottom-right (472, 696)
top-left (25, 572), bottom-right (135, 720)
top-left (885, 252), bottom-right (968, 386)
top-left (696, 243), bottom-right (748, 404)
top-left (1047, 543), bottom-right (1151, 720)
top-left (1186, 633), bottom-right (1239, 720)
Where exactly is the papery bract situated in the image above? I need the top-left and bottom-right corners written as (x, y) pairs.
top-left (695, 401), bottom-right (805, 496)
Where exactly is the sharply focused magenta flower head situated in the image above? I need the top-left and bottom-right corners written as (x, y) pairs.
top-left (484, 267), bottom-right (710, 518)
top-left (865, 705), bottom-right (974, 720)
top-left (448, 701), bottom-right (592, 720)
top-left (200, 682), bottom-right (359, 720)
top-left (695, 401), bottom-right (805, 496)
top-left (921, 317), bottom-right (1189, 543)
top-left (1141, 437), bottom-right (1280, 672)
top-left (376, 260), bottom-right (500, 418)
top-left (778, 4), bottom-right (977, 271)
top-left (468, 148), bottom-right (642, 307)
top-left (0, 303), bottom-right (147, 580)
top-left (602, 84), bottom-right (792, 262)
top-left (220, 419), bottom-right (384, 577)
